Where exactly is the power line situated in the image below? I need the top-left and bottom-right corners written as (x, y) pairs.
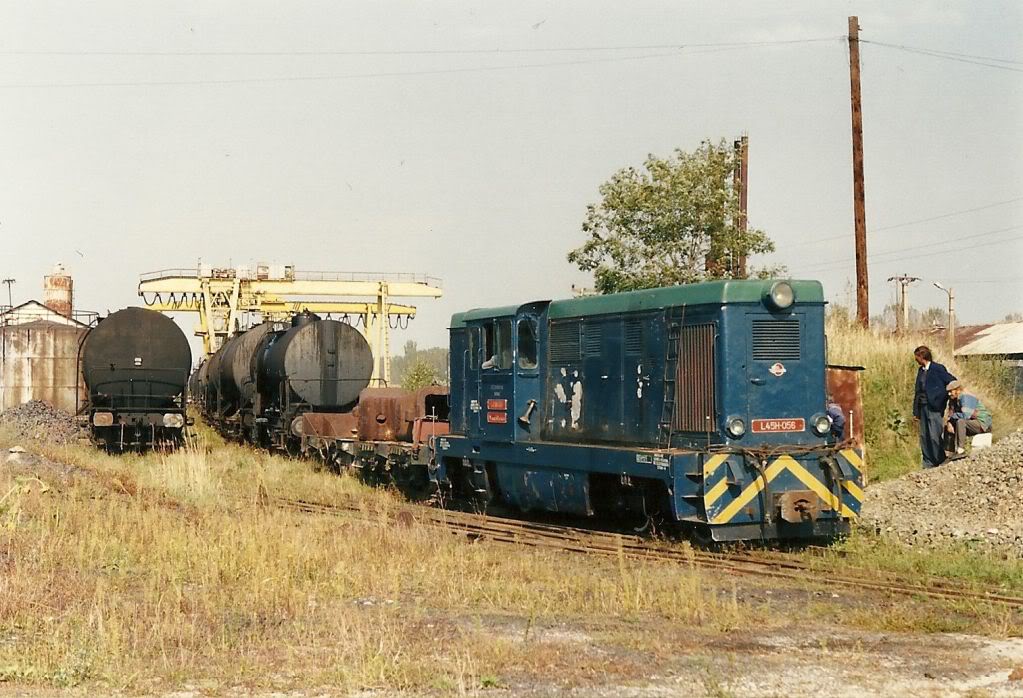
top-left (805, 228), bottom-right (1023, 272)
top-left (0, 39), bottom-right (838, 89)
top-left (797, 224), bottom-right (1023, 272)
top-left (871, 196), bottom-right (1023, 232)
top-left (942, 278), bottom-right (1023, 284)
top-left (788, 196), bottom-right (1023, 246)
top-left (0, 36), bottom-right (842, 58)
top-left (0, 50), bottom-right (691, 89)
top-left (0, 38), bottom-right (843, 89)
top-left (862, 40), bottom-right (1023, 74)
top-left (861, 39), bottom-right (1023, 66)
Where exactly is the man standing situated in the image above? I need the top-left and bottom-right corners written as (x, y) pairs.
top-left (945, 380), bottom-right (992, 456)
top-left (912, 345), bottom-right (956, 468)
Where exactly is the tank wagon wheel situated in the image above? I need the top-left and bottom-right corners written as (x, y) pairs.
top-left (392, 463), bottom-right (435, 502)
top-left (359, 456), bottom-right (390, 488)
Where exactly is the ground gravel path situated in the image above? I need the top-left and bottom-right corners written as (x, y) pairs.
top-left (860, 430), bottom-right (1023, 556)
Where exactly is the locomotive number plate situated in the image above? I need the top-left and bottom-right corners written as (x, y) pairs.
top-left (751, 418), bottom-right (805, 433)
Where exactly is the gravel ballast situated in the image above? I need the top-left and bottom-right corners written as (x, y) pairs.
top-left (859, 430), bottom-right (1023, 556)
top-left (0, 399), bottom-right (83, 444)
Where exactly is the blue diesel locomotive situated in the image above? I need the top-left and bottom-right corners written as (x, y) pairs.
top-left (435, 279), bottom-right (864, 542)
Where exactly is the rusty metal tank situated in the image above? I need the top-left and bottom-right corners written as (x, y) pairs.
top-left (43, 263), bottom-right (73, 318)
top-left (0, 320), bottom-right (87, 413)
top-left (81, 307), bottom-right (191, 409)
top-left (257, 317), bottom-right (372, 409)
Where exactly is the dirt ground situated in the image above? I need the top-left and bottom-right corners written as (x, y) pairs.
top-left (1, 625), bottom-right (1021, 697)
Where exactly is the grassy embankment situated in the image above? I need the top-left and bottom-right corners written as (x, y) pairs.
top-left (826, 320), bottom-right (1021, 482)
top-left (2, 426), bottom-right (1020, 693)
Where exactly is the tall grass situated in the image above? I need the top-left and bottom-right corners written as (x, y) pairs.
top-left (0, 433), bottom-right (754, 692)
top-left (826, 320), bottom-right (1022, 481)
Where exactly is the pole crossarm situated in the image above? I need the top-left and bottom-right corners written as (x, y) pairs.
top-left (138, 268), bottom-right (442, 385)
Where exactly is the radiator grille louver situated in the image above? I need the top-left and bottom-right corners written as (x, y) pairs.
top-left (625, 320), bottom-right (643, 354)
top-left (674, 323), bottom-right (716, 432)
top-left (550, 322), bottom-right (581, 363)
top-left (752, 319), bottom-right (801, 361)
top-left (583, 325), bottom-right (602, 355)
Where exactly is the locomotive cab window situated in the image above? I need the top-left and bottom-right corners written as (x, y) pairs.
top-left (482, 322), bottom-right (495, 368)
top-left (481, 320), bottom-right (513, 370)
top-left (496, 319), bottom-right (513, 369)
top-left (469, 327), bottom-right (480, 370)
top-left (517, 317), bottom-right (538, 369)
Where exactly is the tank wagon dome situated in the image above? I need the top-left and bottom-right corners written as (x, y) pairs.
top-left (81, 307), bottom-right (191, 406)
top-left (261, 319), bottom-right (373, 409)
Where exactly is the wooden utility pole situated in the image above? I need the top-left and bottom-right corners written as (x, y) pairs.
top-left (1, 279), bottom-right (14, 308)
top-left (848, 16), bottom-right (869, 328)
top-left (733, 135), bottom-right (749, 279)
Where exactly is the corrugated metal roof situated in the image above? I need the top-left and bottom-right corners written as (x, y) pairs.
top-left (0, 300), bottom-right (88, 328)
top-left (955, 322), bottom-right (1023, 358)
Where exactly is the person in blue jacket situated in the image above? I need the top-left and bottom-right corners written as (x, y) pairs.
top-left (912, 345), bottom-right (956, 468)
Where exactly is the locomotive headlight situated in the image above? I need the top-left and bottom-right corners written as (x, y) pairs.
top-left (765, 281), bottom-right (795, 310)
top-left (93, 411), bottom-right (114, 427)
top-left (726, 417), bottom-right (746, 438)
top-left (162, 413), bottom-right (185, 428)
top-left (811, 413), bottom-right (831, 436)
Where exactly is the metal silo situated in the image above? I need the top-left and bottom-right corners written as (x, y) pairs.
top-left (43, 263), bottom-right (73, 318)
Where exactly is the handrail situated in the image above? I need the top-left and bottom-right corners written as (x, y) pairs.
top-left (139, 268), bottom-right (442, 287)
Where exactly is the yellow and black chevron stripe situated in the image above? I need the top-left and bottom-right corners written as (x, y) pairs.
top-left (701, 450), bottom-right (864, 526)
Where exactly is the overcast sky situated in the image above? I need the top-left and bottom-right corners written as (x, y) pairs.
top-left (1, 0), bottom-right (1020, 352)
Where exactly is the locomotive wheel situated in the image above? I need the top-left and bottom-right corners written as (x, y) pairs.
top-left (687, 523), bottom-right (719, 550)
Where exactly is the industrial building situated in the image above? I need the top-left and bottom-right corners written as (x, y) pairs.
top-left (0, 264), bottom-right (94, 414)
top-left (955, 322), bottom-right (1023, 396)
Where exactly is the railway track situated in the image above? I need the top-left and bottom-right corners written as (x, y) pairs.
top-left (263, 493), bottom-right (1023, 611)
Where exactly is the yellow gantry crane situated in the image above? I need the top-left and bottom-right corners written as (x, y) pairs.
top-left (138, 264), bottom-right (442, 386)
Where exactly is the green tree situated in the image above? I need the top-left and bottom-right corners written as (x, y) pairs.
top-left (390, 341), bottom-right (448, 387)
top-left (916, 306), bottom-right (946, 329)
top-left (568, 139), bottom-right (777, 294)
top-left (402, 358), bottom-right (439, 391)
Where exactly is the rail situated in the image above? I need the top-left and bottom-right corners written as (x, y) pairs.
top-left (265, 493), bottom-right (1023, 611)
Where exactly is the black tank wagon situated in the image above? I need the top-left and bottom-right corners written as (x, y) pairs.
top-left (254, 313), bottom-right (374, 448)
top-left (80, 307), bottom-right (191, 450)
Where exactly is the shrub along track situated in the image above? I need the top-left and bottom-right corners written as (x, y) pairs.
top-left (265, 493), bottom-right (1023, 611)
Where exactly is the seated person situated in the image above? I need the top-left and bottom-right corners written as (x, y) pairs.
top-left (826, 398), bottom-right (846, 441)
top-left (945, 380), bottom-right (992, 456)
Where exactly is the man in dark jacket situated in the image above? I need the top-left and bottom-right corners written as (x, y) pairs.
top-left (912, 345), bottom-right (956, 468)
